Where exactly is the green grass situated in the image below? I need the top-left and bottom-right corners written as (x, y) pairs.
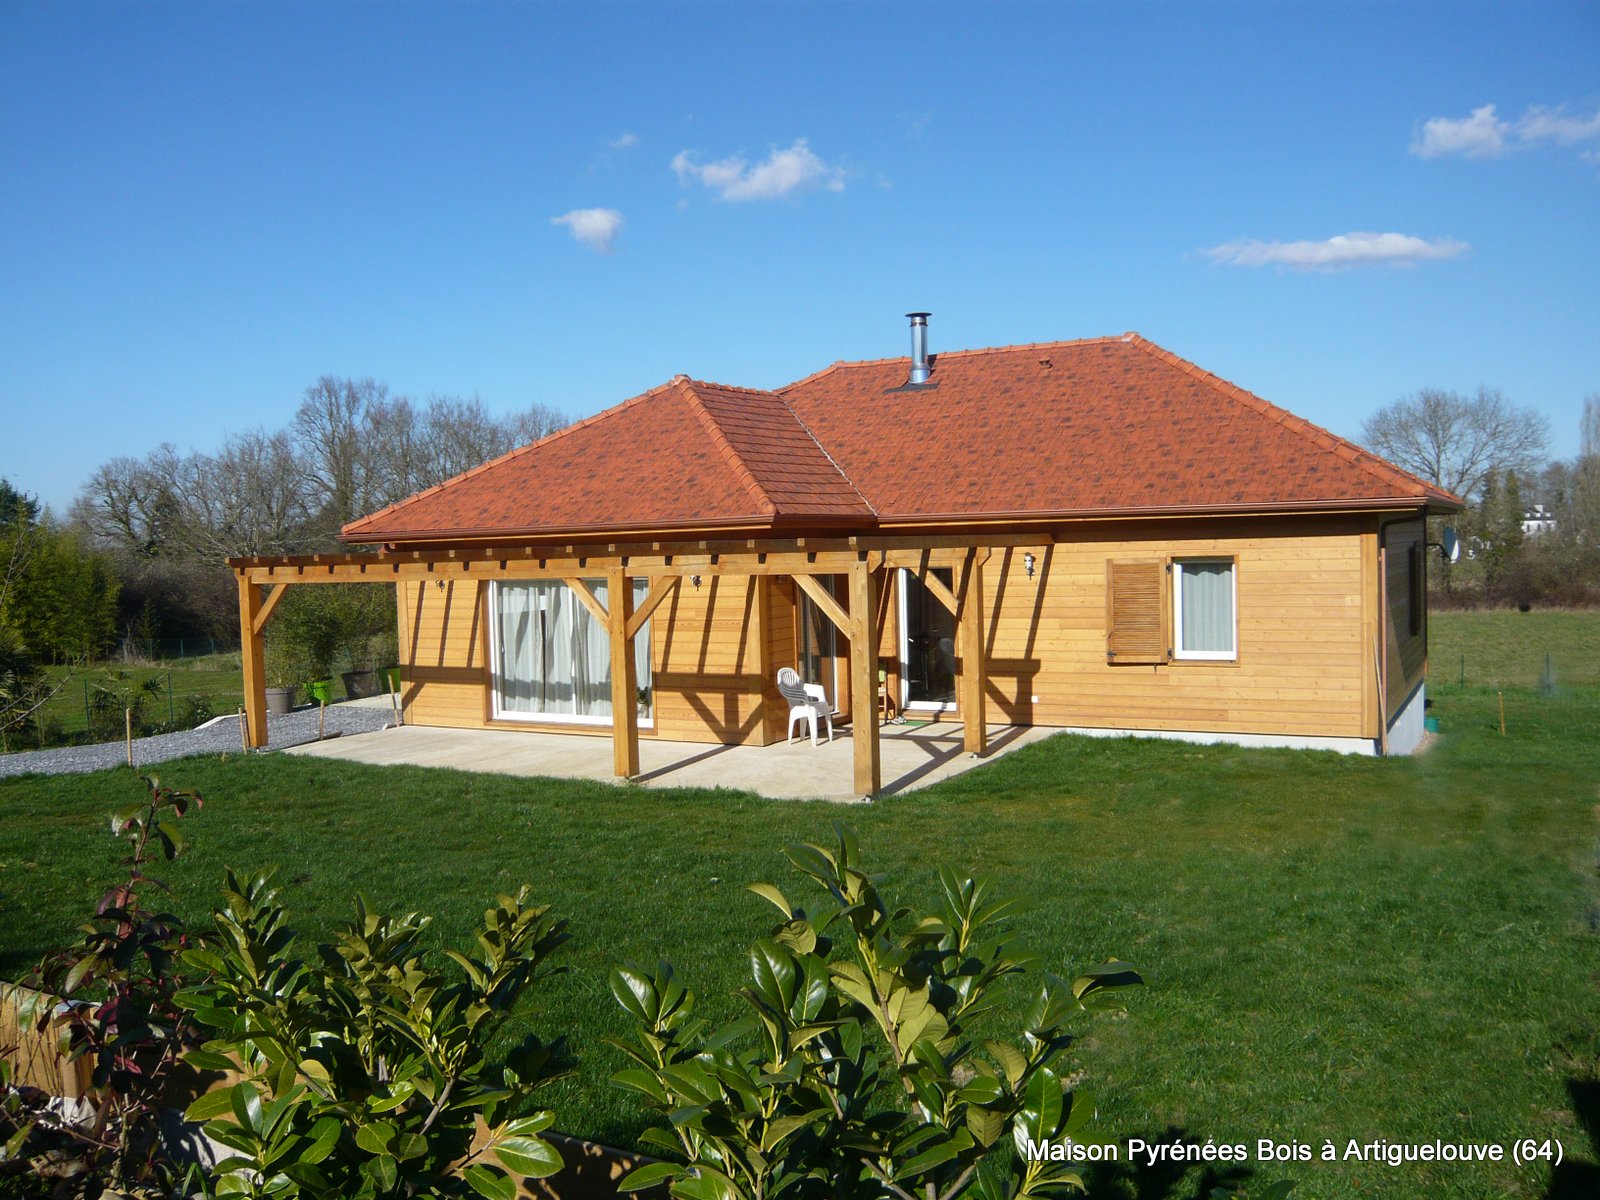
top-left (1430, 608), bottom-right (1600, 687)
top-left (33, 654), bottom-right (248, 741)
top-left (3, 611), bottom-right (1598, 1197)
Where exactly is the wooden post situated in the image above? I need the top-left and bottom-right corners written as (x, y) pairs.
top-left (125, 708), bottom-right (133, 767)
top-left (238, 576), bottom-right (269, 748)
top-left (847, 559), bottom-right (881, 798)
top-left (957, 550), bottom-right (988, 755)
top-left (1498, 690), bottom-right (1506, 736)
top-left (607, 569), bottom-right (640, 779)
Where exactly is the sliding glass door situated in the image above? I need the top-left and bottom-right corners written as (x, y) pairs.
top-left (899, 568), bottom-right (956, 711)
top-left (490, 579), bottom-right (652, 725)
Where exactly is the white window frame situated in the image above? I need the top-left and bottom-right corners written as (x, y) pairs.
top-left (1171, 557), bottom-right (1237, 662)
top-left (487, 579), bottom-right (653, 728)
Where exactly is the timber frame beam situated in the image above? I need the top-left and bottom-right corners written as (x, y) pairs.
top-left (229, 536), bottom-right (1001, 794)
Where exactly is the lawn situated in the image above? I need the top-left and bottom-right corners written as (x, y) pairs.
top-left (1429, 607), bottom-right (1600, 687)
top-left (33, 652), bottom-right (248, 742)
top-left (2, 617), bottom-right (1597, 1198)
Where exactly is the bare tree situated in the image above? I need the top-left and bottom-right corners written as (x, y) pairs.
top-left (173, 429), bottom-right (313, 559)
top-left (70, 447), bottom-right (184, 557)
top-left (500, 400), bottom-right (568, 449)
top-left (294, 376), bottom-right (391, 529)
top-left (1361, 387), bottom-right (1550, 501)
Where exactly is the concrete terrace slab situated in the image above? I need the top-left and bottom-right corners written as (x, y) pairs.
top-left (281, 721), bottom-right (1053, 801)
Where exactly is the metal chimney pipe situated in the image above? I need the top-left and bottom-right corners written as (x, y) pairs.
top-left (907, 312), bottom-right (931, 384)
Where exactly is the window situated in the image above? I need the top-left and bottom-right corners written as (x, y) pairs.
top-left (1172, 558), bottom-right (1236, 660)
top-left (490, 579), bottom-right (652, 725)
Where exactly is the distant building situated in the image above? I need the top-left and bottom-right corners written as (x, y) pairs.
top-left (1522, 504), bottom-right (1557, 537)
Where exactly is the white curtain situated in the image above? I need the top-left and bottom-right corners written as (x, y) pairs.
top-left (1180, 562), bottom-right (1234, 654)
top-left (494, 579), bottom-right (652, 721)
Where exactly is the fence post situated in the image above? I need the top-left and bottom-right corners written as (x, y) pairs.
top-left (1459, 654), bottom-right (1464, 686)
top-left (167, 671), bottom-right (174, 726)
top-left (83, 678), bottom-right (91, 736)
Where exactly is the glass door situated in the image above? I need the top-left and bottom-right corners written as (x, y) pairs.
top-left (899, 569), bottom-right (956, 711)
top-left (796, 577), bottom-right (840, 707)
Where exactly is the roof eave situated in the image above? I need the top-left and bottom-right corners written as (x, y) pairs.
top-left (341, 510), bottom-right (876, 548)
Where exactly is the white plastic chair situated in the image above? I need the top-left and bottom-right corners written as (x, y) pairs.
top-left (777, 667), bottom-right (833, 745)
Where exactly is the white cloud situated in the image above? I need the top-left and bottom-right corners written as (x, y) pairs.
top-left (608, 132), bottom-right (639, 150)
top-left (671, 139), bottom-right (845, 201)
top-left (1516, 104), bottom-right (1600, 148)
top-left (1412, 104), bottom-right (1509, 158)
top-left (1412, 102), bottom-right (1600, 159)
top-left (551, 208), bottom-right (624, 253)
top-left (1204, 232), bottom-right (1469, 271)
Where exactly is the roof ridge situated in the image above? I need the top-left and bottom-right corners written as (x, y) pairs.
top-left (341, 375), bottom-right (690, 538)
top-left (771, 392), bottom-right (878, 518)
top-left (776, 333), bottom-right (1132, 392)
top-left (1119, 334), bottom-right (1459, 503)
top-left (679, 382), bottom-right (778, 517)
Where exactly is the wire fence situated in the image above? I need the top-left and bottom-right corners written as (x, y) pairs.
top-left (112, 636), bottom-right (240, 663)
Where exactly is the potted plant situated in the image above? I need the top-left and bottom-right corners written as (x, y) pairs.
top-left (263, 641), bottom-right (307, 714)
top-left (338, 586), bottom-right (395, 700)
top-left (306, 678), bottom-right (334, 705)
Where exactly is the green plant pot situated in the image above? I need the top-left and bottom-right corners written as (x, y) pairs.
top-left (307, 679), bottom-right (334, 705)
top-left (382, 666), bottom-right (402, 692)
top-left (1424, 716), bottom-right (1440, 734)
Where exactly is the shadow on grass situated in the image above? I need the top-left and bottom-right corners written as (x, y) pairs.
top-left (1546, 1077), bottom-right (1600, 1199)
top-left (1081, 1127), bottom-right (1256, 1200)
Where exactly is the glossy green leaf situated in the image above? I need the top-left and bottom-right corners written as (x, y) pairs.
top-left (495, 1134), bottom-right (563, 1178)
top-left (464, 1164), bottom-right (518, 1200)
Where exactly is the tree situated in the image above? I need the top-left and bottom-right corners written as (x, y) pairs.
top-left (1361, 386), bottom-right (1549, 501)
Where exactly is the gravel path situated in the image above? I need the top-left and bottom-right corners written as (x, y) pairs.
top-left (0, 704), bottom-right (397, 778)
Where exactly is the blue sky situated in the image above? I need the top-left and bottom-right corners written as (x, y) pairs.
top-left (3, 0), bottom-right (1597, 516)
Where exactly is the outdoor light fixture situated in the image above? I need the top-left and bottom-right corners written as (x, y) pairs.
top-left (436, 578), bottom-right (446, 591)
top-left (691, 574), bottom-right (702, 590)
top-left (1023, 552), bottom-right (1036, 579)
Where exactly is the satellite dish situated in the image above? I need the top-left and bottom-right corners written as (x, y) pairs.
top-left (1441, 527), bottom-right (1461, 563)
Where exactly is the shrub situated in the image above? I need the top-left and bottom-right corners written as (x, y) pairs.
top-left (179, 872), bottom-right (570, 1199)
top-left (609, 827), bottom-right (1141, 1200)
top-left (8, 777), bottom-right (204, 1196)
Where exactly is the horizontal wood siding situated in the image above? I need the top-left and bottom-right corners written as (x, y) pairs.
top-left (983, 522), bottom-right (1370, 737)
top-left (652, 576), bottom-right (769, 745)
top-left (399, 579), bottom-right (488, 729)
top-left (764, 578), bottom-right (798, 742)
top-left (396, 518), bottom-right (1379, 745)
top-left (1384, 519), bottom-right (1428, 721)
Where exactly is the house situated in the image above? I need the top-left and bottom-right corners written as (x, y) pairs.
top-left (229, 317), bottom-right (1461, 795)
top-left (1522, 504), bottom-right (1556, 537)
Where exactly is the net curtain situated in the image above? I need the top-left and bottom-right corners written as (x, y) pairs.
top-left (493, 579), bottom-right (651, 720)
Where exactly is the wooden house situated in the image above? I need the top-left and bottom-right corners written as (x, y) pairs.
top-left (230, 317), bottom-right (1460, 797)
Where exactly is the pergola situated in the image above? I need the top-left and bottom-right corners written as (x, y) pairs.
top-left (229, 533), bottom-right (1028, 797)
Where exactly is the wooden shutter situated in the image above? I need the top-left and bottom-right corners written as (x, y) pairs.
top-left (1106, 560), bottom-right (1169, 664)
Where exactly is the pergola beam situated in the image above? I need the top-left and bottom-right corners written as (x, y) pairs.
top-left (846, 560), bottom-right (881, 798)
top-left (562, 577), bottom-right (611, 628)
top-left (626, 575), bottom-right (680, 641)
top-left (606, 566), bottom-right (640, 780)
top-left (251, 583), bottom-right (289, 637)
top-left (237, 578), bottom-right (268, 749)
top-left (791, 573), bottom-right (851, 639)
top-left (955, 551), bottom-right (988, 755)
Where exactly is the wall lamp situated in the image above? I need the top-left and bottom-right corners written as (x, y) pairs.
top-left (1023, 552), bottom-right (1036, 579)
top-left (691, 574), bottom-right (703, 590)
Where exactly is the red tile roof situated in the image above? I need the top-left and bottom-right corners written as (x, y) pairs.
top-left (342, 333), bottom-right (1458, 544)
